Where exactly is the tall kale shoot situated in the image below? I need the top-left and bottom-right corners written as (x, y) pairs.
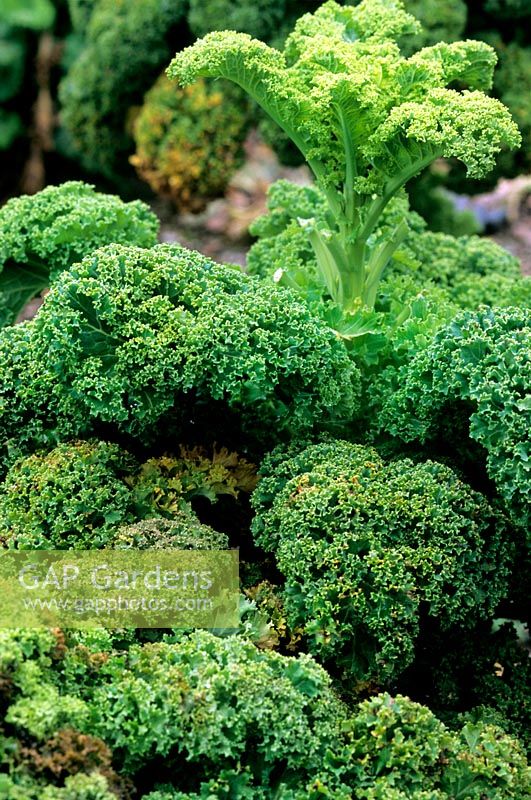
top-left (168, 0), bottom-right (520, 313)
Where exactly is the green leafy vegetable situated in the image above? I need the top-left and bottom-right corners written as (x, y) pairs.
top-left (252, 439), bottom-right (512, 683)
top-left (0, 182), bottom-right (159, 327)
top-left (131, 76), bottom-right (252, 211)
top-left (168, 0), bottom-right (520, 313)
top-left (382, 306), bottom-right (531, 531)
top-left (32, 243), bottom-right (359, 440)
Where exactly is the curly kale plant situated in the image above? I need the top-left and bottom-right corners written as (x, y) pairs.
top-left (336, 692), bottom-right (530, 799)
top-left (0, 182), bottom-right (159, 327)
top-left (252, 440), bottom-right (512, 683)
top-left (0, 438), bottom-right (249, 549)
top-left (382, 306), bottom-right (531, 531)
top-left (32, 243), bottom-right (359, 439)
top-left (2, 628), bottom-right (528, 799)
top-left (246, 179), bottom-right (528, 380)
top-left (87, 632), bottom-right (345, 784)
top-left (248, 179), bottom-right (524, 308)
top-left (0, 440), bottom-right (138, 549)
top-left (168, 0), bottom-right (520, 314)
top-left (131, 76), bottom-right (252, 211)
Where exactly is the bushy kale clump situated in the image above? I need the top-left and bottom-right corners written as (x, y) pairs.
top-left (0, 223), bottom-right (358, 465)
top-left (88, 633), bottom-right (344, 780)
top-left (1, 629), bottom-right (528, 799)
top-left (0, 440), bottom-right (137, 550)
top-left (251, 439), bottom-right (512, 684)
top-left (187, 0), bottom-right (288, 42)
top-left (0, 182), bottom-right (159, 327)
top-left (30, 243), bottom-right (359, 440)
top-left (131, 76), bottom-right (252, 211)
top-left (0, 771), bottom-right (118, 799)
top-left (336, 692), bottom-right (530, 799)
top-left (382, 306), bottom-right (531, 531)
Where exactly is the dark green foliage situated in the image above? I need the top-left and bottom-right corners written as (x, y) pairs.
top-left (382, 306), bottom-right (531, 531)
top-left (404, 622), bottom-right (531, 756)
top-left (111, 514), bottom-right (229, 551)
top-left (484, 0), bottom-right (531, 20)
top-left (132, 76), bottom-right (252, 211)
top-left (67, 0), bottom-right (97, 33)
top-left (337, 692), bottom-right (530, 798)
top-left (0, 440), bottom-right (138, 549)
top-left (59, 0), bottom-right (187, 177)
top-left (33, 243), bottom-right (359, 440)
top-left (0, 111), bottom-right (22, 150)
top-left (252, 440), bottom-right (512, 683)
top-left (0, 322), bottom-right (89, 473)
top-left (0, 182), bottom-right (159, 326)
top-left (491, 40), bottom-right (531, 176)
top-left (88, 632), bottom-right (345, 785)
top-left (0, 36), bottom-right (25, 107)
top-left (356, 277), bottom-right (461, 435)
top-left (187, 0), bottom-right (287, 41)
